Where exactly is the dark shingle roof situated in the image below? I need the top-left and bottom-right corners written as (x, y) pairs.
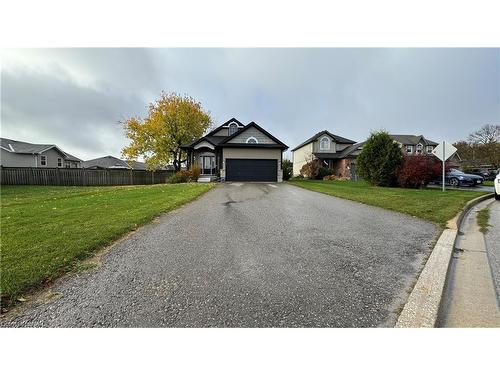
top-left (0, 137), bottom-right (84, 161)
top-left (389, 135), bottom-right (438, 146)
top-left (83, 156), bottom-right (131, 169)
top-left (182, 119), bottom-right (288, 150)
top-left (313, 142), bottom-right (365, 159)
top-left (291, 131), bottom-right (356, 151)
top-left (83, 156), bottom-right (172, 170)
top-left (64, 152), bottom-right (83, 162)
top-left (1, 137), bottom-right (59, 154)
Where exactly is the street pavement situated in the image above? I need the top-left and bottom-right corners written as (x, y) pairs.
top-left (1, 183), bottom-right (438, 327)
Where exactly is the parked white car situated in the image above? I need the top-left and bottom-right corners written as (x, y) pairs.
top-left (495, 172), bottom-right (500, 200)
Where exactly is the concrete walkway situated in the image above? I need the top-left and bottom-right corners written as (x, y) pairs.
top-left (438, 199), bottom-right (500, 327)
top-left (484, 200), bottom-right (500, 302)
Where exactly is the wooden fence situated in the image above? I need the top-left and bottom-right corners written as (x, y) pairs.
top-left (0, 167), bottom-right (174, 186)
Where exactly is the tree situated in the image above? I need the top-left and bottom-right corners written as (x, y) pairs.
top-left (467, 124), bottom-right (500, 145)
top-left (454, 124), bottom-right (500, 167)
top-left (396, 155), bottom-right (447, 188)
top-left (300, 159), bottom-right (322, 179)
top-left (357, 131), bottom-right (403, 186)
top-left (122, 92), bottom-right (212, 171)
top-left (282, 159), bottom-right (293, 180)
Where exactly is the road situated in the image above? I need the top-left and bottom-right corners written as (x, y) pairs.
top-left (1, 183), bottom-right (438, 327)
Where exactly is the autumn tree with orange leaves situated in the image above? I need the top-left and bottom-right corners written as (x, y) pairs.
top-left (122, 92), bottom-right (212, 171)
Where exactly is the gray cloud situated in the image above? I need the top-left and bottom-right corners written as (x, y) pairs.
top-left (1, 48), bottom-right (499, 161)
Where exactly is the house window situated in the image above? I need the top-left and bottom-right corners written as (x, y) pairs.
top-left (416, 143), bottom-right (423, 154)
top-left (229, 123), bottom-right (238, 135)
top-left (405, 145), bottom-right (413, 154)
top-left (319, 137), bottom-right (330, 151)
top-left (65, 161), bottom-right (71, 168)
top-left (57, 158), bottom-right (63, 167)
top-left (426, 145), bottom-right (434, 153)
top-left (40, 155), bottom-right (47, 166)
top-left (246, 136), bottom-right (258, 144)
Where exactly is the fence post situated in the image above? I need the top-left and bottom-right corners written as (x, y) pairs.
top-left (130, 169), bottom-right (133, 185)
top-left (29, 167), bottom-right (35, 185)
top-left (152, 171), bottom-right (154, 184)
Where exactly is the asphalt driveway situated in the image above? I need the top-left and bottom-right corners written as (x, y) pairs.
top-left (1, 183), bottom-right (438, 327)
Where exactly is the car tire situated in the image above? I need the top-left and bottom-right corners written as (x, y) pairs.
top-left (449, 177), bottom-right (459, 187)
top-left (496, 192), bottom-right (500, 201)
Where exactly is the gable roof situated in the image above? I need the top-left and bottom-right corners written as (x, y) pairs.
top-left (291, 130), bottom-right (356, 151)
top-left (0, 137), bottom-right (70, 157)
top-left (182, 119), bottom-right (288, 150)
top-left (84, 156), bottom-right (151, 170)
top-left (219, 121), bottom-right (288, 148)
top-left (389, 135), bottom-right (438, 146)
top-left (205, 117), bottom-right (246, 137)
top-left (64, 152), bottom-right (83, 162)
top-left (313, 142), bottom-right (365, 159)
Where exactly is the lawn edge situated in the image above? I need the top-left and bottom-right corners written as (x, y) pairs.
top-left (395, 193), bottom-right (494, 327)
top-left (0, 183), bottom-right (216, 311)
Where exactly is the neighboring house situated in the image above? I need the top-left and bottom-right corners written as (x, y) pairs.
top-left (291, 130), bottom-right (361, 178)
top-left (389, 134), bottom-right (438, 155)
top-left (83, 155), bottom-right (168, 170)
top-left (389, 134), bottom-right (461, 166)
top-left (0, 137), bottom-right (82, 168)
top-left (181, 118), bottom-right (288, 182)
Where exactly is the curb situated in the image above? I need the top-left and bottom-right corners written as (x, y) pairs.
top-left (395, 193), bottom-right (495, 328)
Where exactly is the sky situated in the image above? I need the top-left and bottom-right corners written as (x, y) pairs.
top-left (1, 48), bottom-right (499, 161)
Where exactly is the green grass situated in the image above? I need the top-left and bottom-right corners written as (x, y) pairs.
top-left (288, 180), bottom-right (486, 227)
top-left (0, 183), bottom-right (214, 303)
top-left (477, 208), bottom-right (491, 234)
top-left (483, 181), bottom-right (494, 187)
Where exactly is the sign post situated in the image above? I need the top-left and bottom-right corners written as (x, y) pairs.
top-left (432, 141), bottom-right (458, 192)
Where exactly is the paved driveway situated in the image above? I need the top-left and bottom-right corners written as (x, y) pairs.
top-left (1, 183), bottom-right (437, 327)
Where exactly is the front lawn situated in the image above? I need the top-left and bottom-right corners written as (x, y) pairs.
top-left (0, 183), bottom-right (214, 304)
top-left (288, 180), bottom-right (487, 227)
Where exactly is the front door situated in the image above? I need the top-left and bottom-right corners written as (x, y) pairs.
top-left (202, 156), bottom-right (215, 175)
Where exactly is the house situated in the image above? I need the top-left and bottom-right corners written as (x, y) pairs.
top-left (83, 155), bottom-right (172, 170)
top-left (0, 137), bottom-right (82, 168)
top-left (291, 131), bottom-right (362, 178)
top-left (389, 135), bottom-right (438, 155)
top-left (181, 118), bottom-right (288, 182)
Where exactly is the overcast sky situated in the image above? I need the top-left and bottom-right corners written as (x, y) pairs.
top-left (1, 48), bottom-right (499, 160)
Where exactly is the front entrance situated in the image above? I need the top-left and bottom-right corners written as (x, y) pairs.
top-left (201, 155), bottom-right (216, 175)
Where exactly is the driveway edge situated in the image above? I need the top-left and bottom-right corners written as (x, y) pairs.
top-left (395, 193), bottom-right (495, 328)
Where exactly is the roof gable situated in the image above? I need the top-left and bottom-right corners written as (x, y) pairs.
top-left (291, 130), bottom-right (356, 151)
top-left (389, 134), bottom-right (438, 146)
top-left (205, 117), bottom-right (245, 137)
top-left (220, 122), bottom-right (288, 148)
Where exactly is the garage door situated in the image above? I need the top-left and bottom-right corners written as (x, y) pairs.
top-left (225, 159), bottom-right (277, 182)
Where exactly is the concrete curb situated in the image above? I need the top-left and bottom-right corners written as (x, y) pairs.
top-left (395, 193), bottom-right (495, 328)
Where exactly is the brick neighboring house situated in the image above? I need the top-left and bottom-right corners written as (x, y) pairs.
top-left (291, 130), bottom-right (363, 179)
top-left (0, 137), bottom-right (82, 168)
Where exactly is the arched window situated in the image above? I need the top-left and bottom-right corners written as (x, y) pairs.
top-left (246, 136), bottom-right (258, 144)
top-left (229, 123), bottom-right (238, 135)
top-left (319, 136), bottom-right (330, 151)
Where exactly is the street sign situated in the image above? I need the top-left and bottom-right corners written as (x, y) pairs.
top-left (432, 141), bottom-right (457, 161)
top-left (432, 141), bottom-right (457, 192)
